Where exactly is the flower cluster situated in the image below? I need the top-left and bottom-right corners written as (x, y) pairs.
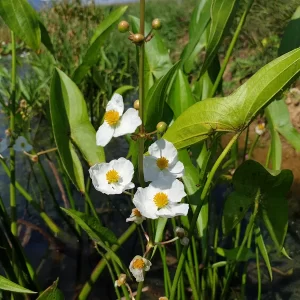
top-left (89, 94), bottom-right (189, 283)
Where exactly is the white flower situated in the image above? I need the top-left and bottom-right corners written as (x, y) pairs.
top-left (96, 94), bottom-right (142, 147)
top-left (143, 139), bottom-right (184, 182)
top-left (89, 157), bottom-right (134, 195)
top-left (114, 274), bottom-right (126, 287)
top-left (13, 136), bottom-right (32, 152)
top-left (0, 138), bottom-right (8, 153)
top-left (126, 208), bottom-right (146, 225)
top-left (133, 177), bottom-right (189, 219)
top-left (255, 122), bottom-right (266, 135)
top-left (129, 255), bottom-right (152, 282)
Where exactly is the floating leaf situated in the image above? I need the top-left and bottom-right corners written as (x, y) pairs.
top-left (0, 0), bottom-right (41, 50)
top-left (164, 49), bottom-right (300, 149)
top-left (73, 6), bottom-right (128, 83)
top-left (0, 276), bottom-right (36, 294)
top-left (36, 279), bottom-right (63, 300)
top-left (50, 69), bottom-right (105, 192)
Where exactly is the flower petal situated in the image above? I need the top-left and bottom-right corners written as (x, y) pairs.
top-left (156, 203), bottom-right (189, 218)
top-left (113, 157), bottom-right (134, 186)
top-left (106, 93), bottom-right (124, 115)
top-left (113, 108), bottom-right (142, 137)
top-left (24, 144), bottom-right (33, 152)
top-left (0, 139), bottom-right (8, 153)
top-left (143, 156), bottom-right (161, 182)
top-left (96, 122), bottom-right (114, 147)
top-left (167, 179), bottom-right (186, 203)
top-left (168, 161), bottom-right (184, 178)
top-left (148, 139), bottom-right (178, 163)
top-left (133, 187), bottom-right (158, 219)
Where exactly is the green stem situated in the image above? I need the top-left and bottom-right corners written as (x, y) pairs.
top-left (248, 134), bottom-right (260, 159)
top-left (185, 262), bottom-right (199, 300)
top-left (255, 241), bottom-right (262, 300)
top-left (243, 126), bottom-right (250, 162)
top-left (265, 143), bottom-right (271, 168)
top-left (169, 134), bottom-right (240, 300)
top-left (78, 224), bottom-right (137, 299)
top-left (209, 0), bottom-right (254, 97)
top-left (137, 0), bottom-right (146, 188)
top-left (10, 31), bottom-right (17, 237)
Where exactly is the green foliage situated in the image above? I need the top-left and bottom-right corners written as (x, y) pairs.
top-left (0, 276), bottom-right (36, 294)
top-left (36, 279), bottom-right (64, 300)
top-left (164, 48), bottom-right (300, 149)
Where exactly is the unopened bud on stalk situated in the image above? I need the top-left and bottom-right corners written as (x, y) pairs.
top-left (129, 33), bottom-right (145, 45)
top-left (20, 99), bottom-right (27, 108)
top-left (175, 227), bottom-right (185, 239)
top-left (156, 121), bottom-right (167, 133)
top-left (134, 100), bottom-right (140, 110)
top-left (118, 20), bottom-right (129, 33)
top-left (31, 155), bottom-right (39, 163)
top-left (152, 18), bottom-right (162, 30)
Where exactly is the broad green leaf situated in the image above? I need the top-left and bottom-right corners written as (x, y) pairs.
top-left (36, 279), bottom-right (63, 300)
top-left (199, 0), bottom-right (239, 77)
top-left (0, 276), bottom-right (36, 294)
top-left (225, 160), bottom-right (292, 250)
top-left (130, 16), bottom-right (172, 80)
top-left (0, 0), bottom-right (41, 50)
top-left (216, 247), bottom-right (254, 261)
top-left (61, 209), bottom-right (118, 245)
top-left (144, 62), bottom-right (179, 131)
top-left (181, 0), bottom-right (211, 71)
top-left (167, 69), bottom-right (196, 118)
top-left (265, 107), bottom-right (282, 170)
top-left (164, 49), bottom-right (300, 149)
top-left (255, 226), bottom-right (273, 280)
top-left (73, 6), bottom-right (128, 83)
top-left (278, 6), bottom-right (300, 56)
top-left (39, 20), bottom-right (55, 56)
top-left (50, 69), bottom-right (105, 191)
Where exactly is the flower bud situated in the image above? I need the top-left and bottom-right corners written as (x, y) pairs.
top-left (156, 121), bottom-right (167, 133)
top-left (5, 129), bottom-right (11, 136)
top-left (118, 20), bottom-right (129, 33)
top-left (115, 273), bottom-right (127, 287)
top-left (132, 33), bottom-right (144, 45)
top-left (134, 100), bottom-right (140, 110)
top-left (31, 155), bottom-right (39, 163)
top-left (175, 227), bottom-right (185, 239)
top-left (152, 18), bottom-right (162, 30)
top-left (180, 237), bottom-right (189, 246)
top-left (20, 99), bottom-right (27, 108)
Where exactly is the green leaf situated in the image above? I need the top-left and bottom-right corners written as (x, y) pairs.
top-left (0, 276), bottom-right (36, 294)
top-left (144, 62), bottom-right (179, 131)
top-left (50, 69), bottom-right (105, 192)
top-left (255, 226), bottom-right (273, 280)
top-left (265, 106), bottom-right (282, 170)
top-left (224, 160), bottom-right (292, 250)
top-left (278, 6), bottom-right (300, 56)
top-left (0, 0), bottom-right (41, 50)
top-left (39, 20), bottom-right (55, 56)
top-left (167, 69), bottom-right (196, 118)
top-left (36, 279), bottom-right (64, 300)
top-left (267, 100), bottom-right (300, 152)
top-left (216, 247), bottom-right (255, 261)
top-left (61, 208), bottom-right (118, 245)
top-left (181, 0), bottom-right (211, 71)
top-left (164, 49), bottom-right (300, 149)
top-left (130, 16), bottom-right (172, 80)
top-left (73, 6), bottom-right (128, 83)
top-left (199, 0), bottom-right (239, 77)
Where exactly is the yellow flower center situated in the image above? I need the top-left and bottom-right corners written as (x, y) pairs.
top-left (153, 192), bottom-right (169, 209)
top-left (132, 258), bottom-right (145, 269)
top-left (104, 110), bottom-right (120, 126)
top-left (257, 123), bottom-right (265, 130)
top-left (156, 157), bottom-right (169, 170)
top-left (106, 169), bottom-right (120, 184)
top-left (132, 208), bottom-right (142, 217)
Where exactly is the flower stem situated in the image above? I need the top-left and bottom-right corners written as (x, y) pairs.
top-left (10, 31), bottom-right (17, 238)
top-left (169, 133), bottom-right (240, 300)
top-left (248, 134), bottom-right (260, 159)
top-left (137, 0), bottom-right (146, 188)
